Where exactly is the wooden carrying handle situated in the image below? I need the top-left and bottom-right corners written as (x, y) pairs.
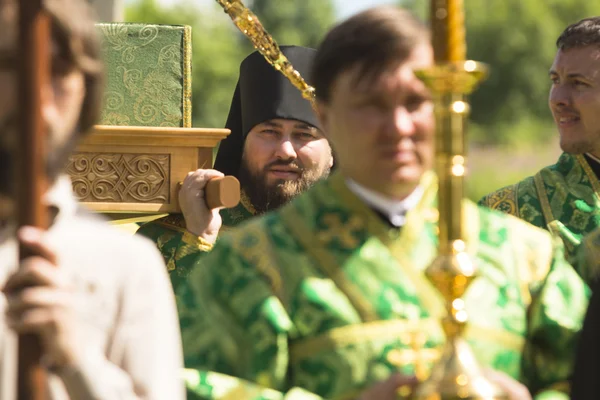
top-left (205, 176), bottom-right (241, 209)
top-left (178, 176), bottom-right (241, 210)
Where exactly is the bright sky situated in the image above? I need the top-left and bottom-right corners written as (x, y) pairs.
top-left (125, 0), bottom-right (399, 20)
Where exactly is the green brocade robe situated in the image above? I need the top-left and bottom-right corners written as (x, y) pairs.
top-left (479, 153), bottom-right (600, 276)
top-left (178, 171), bottom-right (588, 400)
top-left (136, 194), bottom-right (255, 289)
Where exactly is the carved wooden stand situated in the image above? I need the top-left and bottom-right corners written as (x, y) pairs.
top-left (68, 125), bottom-right (230, 217)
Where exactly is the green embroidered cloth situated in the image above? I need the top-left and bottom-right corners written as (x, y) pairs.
top-left (479, 153), bottom-right (600, 279)
top-left (178, 171), bottom-right (588, 400)
top-left (96, 23), bottom-right (192, 127)
top-left (136, 194), bottom-right (255, 291)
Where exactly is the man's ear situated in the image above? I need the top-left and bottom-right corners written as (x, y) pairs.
top-left (315, 99), bottom-right (330, 138)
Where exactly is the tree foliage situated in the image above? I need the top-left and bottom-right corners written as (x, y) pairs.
top-left (403, 0), bottom-right (598, 145)
top-left (248, 0), bottom-right (335, 49)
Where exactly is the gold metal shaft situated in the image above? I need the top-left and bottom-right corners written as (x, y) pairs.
top-left (214, 0), bottom-right (315, 106)
top-left (412, 60), bottom-right (507, 400)
top-left (410, 1), bottom-right (506, 398)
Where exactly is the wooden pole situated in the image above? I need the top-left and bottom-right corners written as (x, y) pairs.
top-left (17, 0), bottom-right (51, 398)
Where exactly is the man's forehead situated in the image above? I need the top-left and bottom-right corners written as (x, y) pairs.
top-left (342, 44), bottom-right (433, 95)
top-left (552, 46), bottom-right (600, 79)
top-left (349, 64), bottom-right (424, 95)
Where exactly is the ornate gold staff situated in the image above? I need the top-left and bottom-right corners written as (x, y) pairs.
top-left (412, 1), bottom-right (507, 399)
top-left (214, 0), bottom-right (315, 107)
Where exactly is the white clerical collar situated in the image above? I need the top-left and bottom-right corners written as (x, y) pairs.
top-left (345, 179), bottom-right (424, 227)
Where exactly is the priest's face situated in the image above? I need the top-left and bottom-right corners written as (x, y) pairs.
top-left (549, 45), bottom-right (600, 157)
top-left (239, 118), bottom-right (333, 213)
top-left (317, 43), bottom-right (434, 200)
top-left (0, 0), bottom-right (87, 215)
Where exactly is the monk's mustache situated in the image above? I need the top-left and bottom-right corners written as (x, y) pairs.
top-left (264, 159), bottom-right (303, 173)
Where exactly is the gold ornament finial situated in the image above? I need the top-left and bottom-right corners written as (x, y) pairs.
top-left (215, 0), bottom-right (316, 106)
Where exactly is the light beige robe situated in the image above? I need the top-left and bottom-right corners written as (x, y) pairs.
top-left (0, 176), bottom-right (184, 399)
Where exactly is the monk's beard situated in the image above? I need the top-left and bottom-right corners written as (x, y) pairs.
top-left (238, 156), bottom-right (330, 214)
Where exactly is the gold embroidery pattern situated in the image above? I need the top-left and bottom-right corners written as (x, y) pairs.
top-left (98, 23), bottom-right (187, 127)
top-left (231, 222), bottom-right (284, 301)
top-left (577, 154), bottom-right (600, 195)
top-left (281, 171), bottom-right (444, 323)
top-left (484, 184), bottom-right (520, 217)
top-left (289, 318), bottom-right (524, 363)
top-left (381, 173), bottom-right (453, 320)
top-left (280, 204), bottom-right (378, 322)
top-left (317, 213), bottom-right (364, 249)
top-left (224, 207), bottom-right (244, 225)
top-left (240, 190), bottom-right (257, 215)
top-left (290, 319), bottom-right (440, 361)
top-left (166, 253), bottom-right (176, 271)
top-left (534, 172), bottom-right (556, 229)
top-left (181, 231), bottom-right (214, 254)
top-left (182, 25), bottom-right (192, 128)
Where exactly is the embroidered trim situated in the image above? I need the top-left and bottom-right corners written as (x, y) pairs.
top-left (485, 184), bottom-right (520, 218)
top-left (290, 319), bottom-right (440, 360)
top-left (182, 230), bottom-right (214, 252)
top-left (280, 172), bottom-right (479, 325)
top-left (280, 204), bottom-right (378, 322)
top-left (182, 25), bottom-right (192, 128)
top-left (240, 190), bottom-right (257, 215)
top-left (230, 223), bottom-right (284, 302)
top-left (289, 318), bottom-right (525, 362)
top-left (576, 154), bottom-right (600, 195)
top-left (384, 178), bottom-right (471, 322)
top-left (534, 172), bottom-right (555, 229)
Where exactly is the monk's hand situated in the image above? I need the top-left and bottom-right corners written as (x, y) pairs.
top-left (356, 374), bottom-right (418, 400)
top-left (179, 169), bottom-right (224, 244)
top-left (4, 227), bottom-right (81, 369)
top-left (484, 369), bottom-right (532, 400)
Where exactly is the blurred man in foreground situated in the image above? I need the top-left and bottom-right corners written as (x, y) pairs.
top-left (178, 7), bottom-right (588, 400)
top-left (0, 0), bottom-right (184, 398)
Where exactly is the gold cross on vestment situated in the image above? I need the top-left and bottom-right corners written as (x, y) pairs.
top-left (317, 213), bottom-right (364, 249)
top-left (387, 332), bottom-right (439, 381)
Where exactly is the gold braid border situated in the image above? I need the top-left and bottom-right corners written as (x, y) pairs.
top-left (577, 154), bottom-right (600, 195)
top-left (533, 172), bottom-right (555, 229)
top-left (182, 25), bottom-right (193, 127)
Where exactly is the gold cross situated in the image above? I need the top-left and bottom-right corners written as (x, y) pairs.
top-left (317, 213), bottom-right (363, 249)
top-left (387, 332), bottom-right (439, 381)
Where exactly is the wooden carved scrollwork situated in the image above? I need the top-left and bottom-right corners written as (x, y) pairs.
top-left (67, 152), bottom-right (170, 203)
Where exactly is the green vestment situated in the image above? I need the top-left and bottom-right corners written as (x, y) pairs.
top-left (136, 193), bottom-right (255, 290)
top-left (179, 171), bottom-right (589, 400)
top-left (571, 226), bottom-right (600, 284)
top-left (479, 153), bottom-right (600, 271)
